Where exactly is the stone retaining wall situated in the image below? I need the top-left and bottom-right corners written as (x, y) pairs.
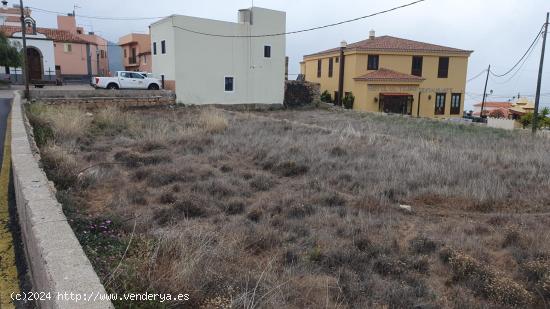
top-left (29, 89), bottom-right (176, 108)
top-left (11, 91), bottom-right (113, 309)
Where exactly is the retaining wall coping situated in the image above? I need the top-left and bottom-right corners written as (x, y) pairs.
top-left (11, 91), bottom-right (113, 309)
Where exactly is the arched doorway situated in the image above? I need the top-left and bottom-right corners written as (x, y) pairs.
top-left (26, 47), bottom-right (43, 81)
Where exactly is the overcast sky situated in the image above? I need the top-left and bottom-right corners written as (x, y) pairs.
top-left (20, 0), bottom-right (550, 109)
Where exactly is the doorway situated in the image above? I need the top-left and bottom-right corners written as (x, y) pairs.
top-left (379, 93), bottom-right (413, 115)
top-left (26, 47), bottom-right (43, 81)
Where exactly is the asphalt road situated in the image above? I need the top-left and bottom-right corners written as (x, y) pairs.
top-left (0, 97), bottom-right (12, 174)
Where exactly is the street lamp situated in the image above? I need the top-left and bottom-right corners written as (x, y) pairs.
top-left (337, 40), bottom-right (347, 106)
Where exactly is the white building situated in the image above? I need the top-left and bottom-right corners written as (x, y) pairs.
top-left (0, 0), bottom-right (27, 27)
top-left (150, 7), bottom-right (286, 105)
top-left (8, 31), bottom-right (56, 78)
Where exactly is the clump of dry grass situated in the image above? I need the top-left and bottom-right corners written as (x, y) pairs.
top-left (93, 106), bottom-right (136, 135)
top-left (197, 108), bottom-right (228, 134)
top-left (440, 247), bottom-right (533, 307)
top-left (27, 104), bottom-right (90, 143)
top-left (40, 143), bottom-right (79, 189)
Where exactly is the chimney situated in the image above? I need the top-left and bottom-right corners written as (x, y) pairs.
top-left (2, 1), bottom-right (8, 9)
top-left (238, 9), bottom-right (252, 24)
top-left (369, 29), bottom-right (376, 40)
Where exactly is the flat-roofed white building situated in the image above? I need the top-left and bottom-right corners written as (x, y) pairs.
top-left (150, 7), bottom-right (286, 105)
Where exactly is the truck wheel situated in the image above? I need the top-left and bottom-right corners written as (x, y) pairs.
top-left (148, 84), bottom-right (160, 90)
top-left (107, 83), bottom-right (119, 90)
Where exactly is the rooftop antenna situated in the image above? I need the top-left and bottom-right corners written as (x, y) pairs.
top-left (73, 4), bottom-right (81, 16)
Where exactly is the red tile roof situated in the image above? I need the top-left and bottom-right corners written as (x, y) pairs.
top-left (306, 35), bottom-right (473, 57)
top-left (473, 108), bottom-right (511, 118)
top-left (473, 102), bottom-right (513, 108)
top-left (0, 25), bottom-right (94, 44)
top-left (354, 68), bottom-right (425, 83)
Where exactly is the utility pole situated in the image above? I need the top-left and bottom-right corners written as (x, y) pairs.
top-left (19, 0), bottom-right (29, 99)
top-left (480, 64), bottom-right (491, 119)
top-left (532, 12), bottom-right (549, 134)
top-left (337, 41), bottom-right (347, 106)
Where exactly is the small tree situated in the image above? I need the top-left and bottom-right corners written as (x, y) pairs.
top-left (0, 32), bottom-right (22, 69)
top-left (320, 90), bottom-right (332, 103)
top-left (519, 113), bottom-right (532, 129)
top-left (519, 109), bottom-right (550, 129)
top-left (540, 107), bottom-right (550, 129)
top-left (343, 92), bottom-right (355, 109)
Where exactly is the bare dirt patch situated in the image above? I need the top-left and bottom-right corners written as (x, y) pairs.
top-left (27, 104), bottom-right (550, 308)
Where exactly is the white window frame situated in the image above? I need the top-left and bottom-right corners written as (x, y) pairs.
top-left (264, 45), bottom-right (272, 58)
top-left (224, 76), bottom-right (235, 93)
top-left (64, 43), bottom-right (72, 53)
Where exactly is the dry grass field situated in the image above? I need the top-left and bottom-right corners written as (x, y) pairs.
top-left (26, 103), bottom-right (550, 308)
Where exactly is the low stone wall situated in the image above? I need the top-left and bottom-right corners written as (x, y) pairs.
top-left (284, 81), bottom-right (321, 108)
top-left (11, 91), bottom-right (113, 309)
top-left (29, 90), bottom-right (176, 108)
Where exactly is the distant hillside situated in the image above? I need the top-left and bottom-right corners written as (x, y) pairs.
top-left (108, 42), bottom-right (123, 74)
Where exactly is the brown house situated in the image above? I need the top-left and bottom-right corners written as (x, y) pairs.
top-left (118, 33), bottom-right (151, 72)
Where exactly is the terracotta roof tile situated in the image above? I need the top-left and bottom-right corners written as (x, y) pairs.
top-left (306, 35), bottom-right (473, 57)
top-left (472, 102), bottom-right (513, 108)
top-left (0, 25), bottom-right (93, 44)
top-left (354, 68), bottom-right (425, 83)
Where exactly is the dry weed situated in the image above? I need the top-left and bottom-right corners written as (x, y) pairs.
top-left (198, 108), bottom-right (228, 134)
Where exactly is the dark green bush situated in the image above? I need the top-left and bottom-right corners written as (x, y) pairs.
top-left (320, 90), bottom-right (332, 103)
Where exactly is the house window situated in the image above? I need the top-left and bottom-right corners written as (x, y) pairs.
top-left (224, 76), bottom-right (234, 92)
top-left (124, 48), bottom-right (127, 58)
top-left (317, 59), bottom-right (322, 78)
top-left (161, 40), bottom-right (166, 54)
top-left (328, 57), bottom-right (334, 78)
top-left (438, 57), bottom-right (449, 78)
top-left (5, 67), bottom-right (9, 74)
top-left (411, 56), bottom-right (423, 77)
top-left (435, 93), bottom-right (446, 115)
top-left (64, 43), bottom-right (72, 53)
top-left (335, 56), bottom-right (339, 63)
top-left (143, 55), bottom-right (147, 64)
top-left (368, 55), bottom-right (379, 70)
top-left (130, 47), bottom-right (137, 64)
top-left (153, 42), bottom-right (157, 55)
top-left (264, 45), bottom-right (271, 58)
top-left (100, 50), bottom-right (105, 58)
top-left (451, 93), bottom-right (461, 115)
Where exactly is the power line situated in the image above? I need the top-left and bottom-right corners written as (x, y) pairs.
top-left (466, 69), bottom-right (488, 83)
top-left (489, 25), bottom-right (544, 78)
top-left (492, 34), bottom-right (541, 85)
top-left (29, 6), bottom-right (166, 20)
top-left (29, 0), bottom-right (427, 32)
top-left (171, 0), bottom-right (427, 38)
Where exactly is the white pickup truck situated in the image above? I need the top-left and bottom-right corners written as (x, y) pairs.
top-left (94, 71), bottom-right (161, 90)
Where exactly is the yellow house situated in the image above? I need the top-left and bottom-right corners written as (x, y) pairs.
top-left (300, 31), bottom-right (473, 118)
